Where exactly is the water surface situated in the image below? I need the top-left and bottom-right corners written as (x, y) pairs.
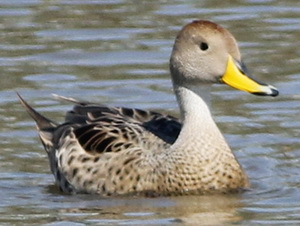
top-left (1, 0), bottom-right (300, 225)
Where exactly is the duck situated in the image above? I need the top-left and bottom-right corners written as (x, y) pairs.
top-left (18, 20), bottom-right (278, 196)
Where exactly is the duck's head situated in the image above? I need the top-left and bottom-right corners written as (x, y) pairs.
top-left (170, 20), bottom-right (278, 97)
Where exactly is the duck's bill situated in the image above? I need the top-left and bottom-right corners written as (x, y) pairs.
top-left (221, 55), bottom-right (279, 97)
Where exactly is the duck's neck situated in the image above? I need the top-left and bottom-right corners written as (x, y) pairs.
top-left (171, 83), bottom-right (227, 151)
top-left (175, 83), bottom-right (212, 123)
top-left (156, 83), bottom-right (249, 193)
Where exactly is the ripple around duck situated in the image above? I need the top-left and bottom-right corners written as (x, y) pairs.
top-left (0, 0), bottom-right (41, 6)
top-left (23, 73), bottom-right (77, 81)
top-left (61, 0), bottom-right (125, 5)
top-left (35, 28), bottom-right (154, 42)
top-left (20, 50), bottom-right (168, 67)
top-left (0, 8), bottom-right (32, 16)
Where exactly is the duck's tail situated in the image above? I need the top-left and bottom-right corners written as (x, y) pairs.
top-left (17, 92), bottom-right (59, 153)
top-left (17, 92), bottom-right (57, 130)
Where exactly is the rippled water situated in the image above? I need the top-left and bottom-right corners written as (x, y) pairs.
top-left (1, 0), bottom-right (300, 225)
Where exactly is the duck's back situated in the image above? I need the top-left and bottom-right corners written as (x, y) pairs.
top-left (63, 98), bottom-right (181, 153)
top-left (19, 94), bottom-right (182, 194)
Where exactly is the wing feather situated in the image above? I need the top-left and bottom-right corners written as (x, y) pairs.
top-left (53, 95), bottom-right (182, 154)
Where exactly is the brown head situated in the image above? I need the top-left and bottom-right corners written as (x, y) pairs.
top-left (170, 20), bottom-right (278, 96)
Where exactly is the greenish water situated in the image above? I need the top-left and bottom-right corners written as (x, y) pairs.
top-left (1, 0), bottom-right (300, 225)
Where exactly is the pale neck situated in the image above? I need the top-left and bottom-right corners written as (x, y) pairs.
top-left (175, 83), bottom-right (212, 121)
top-left (171, 83), bottom-right (227, 150)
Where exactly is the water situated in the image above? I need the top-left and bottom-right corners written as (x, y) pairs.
top-left (1, 0), bottom-right (300, 225)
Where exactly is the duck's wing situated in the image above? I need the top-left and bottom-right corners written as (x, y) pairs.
top-left (54, 95), bottom-right (181, 153)
top-left (20, 94), bottom-right (181, 155)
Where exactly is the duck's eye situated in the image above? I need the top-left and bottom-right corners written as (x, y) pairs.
top-left (199, 42), bottom-right (209, 51)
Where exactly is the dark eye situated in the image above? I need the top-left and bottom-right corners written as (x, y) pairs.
top-left (199, 42), bottom-right (208, 51)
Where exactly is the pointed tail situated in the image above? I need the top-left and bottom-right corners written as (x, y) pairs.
top-left (17, 92), bottom-right (57, 130)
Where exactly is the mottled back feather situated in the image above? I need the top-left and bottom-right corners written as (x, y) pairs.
top-left (58, 96), bottom-right (181, 153)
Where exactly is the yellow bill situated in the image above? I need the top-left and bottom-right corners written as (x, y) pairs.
top-left (222, 55), bottom-right (279, 97)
